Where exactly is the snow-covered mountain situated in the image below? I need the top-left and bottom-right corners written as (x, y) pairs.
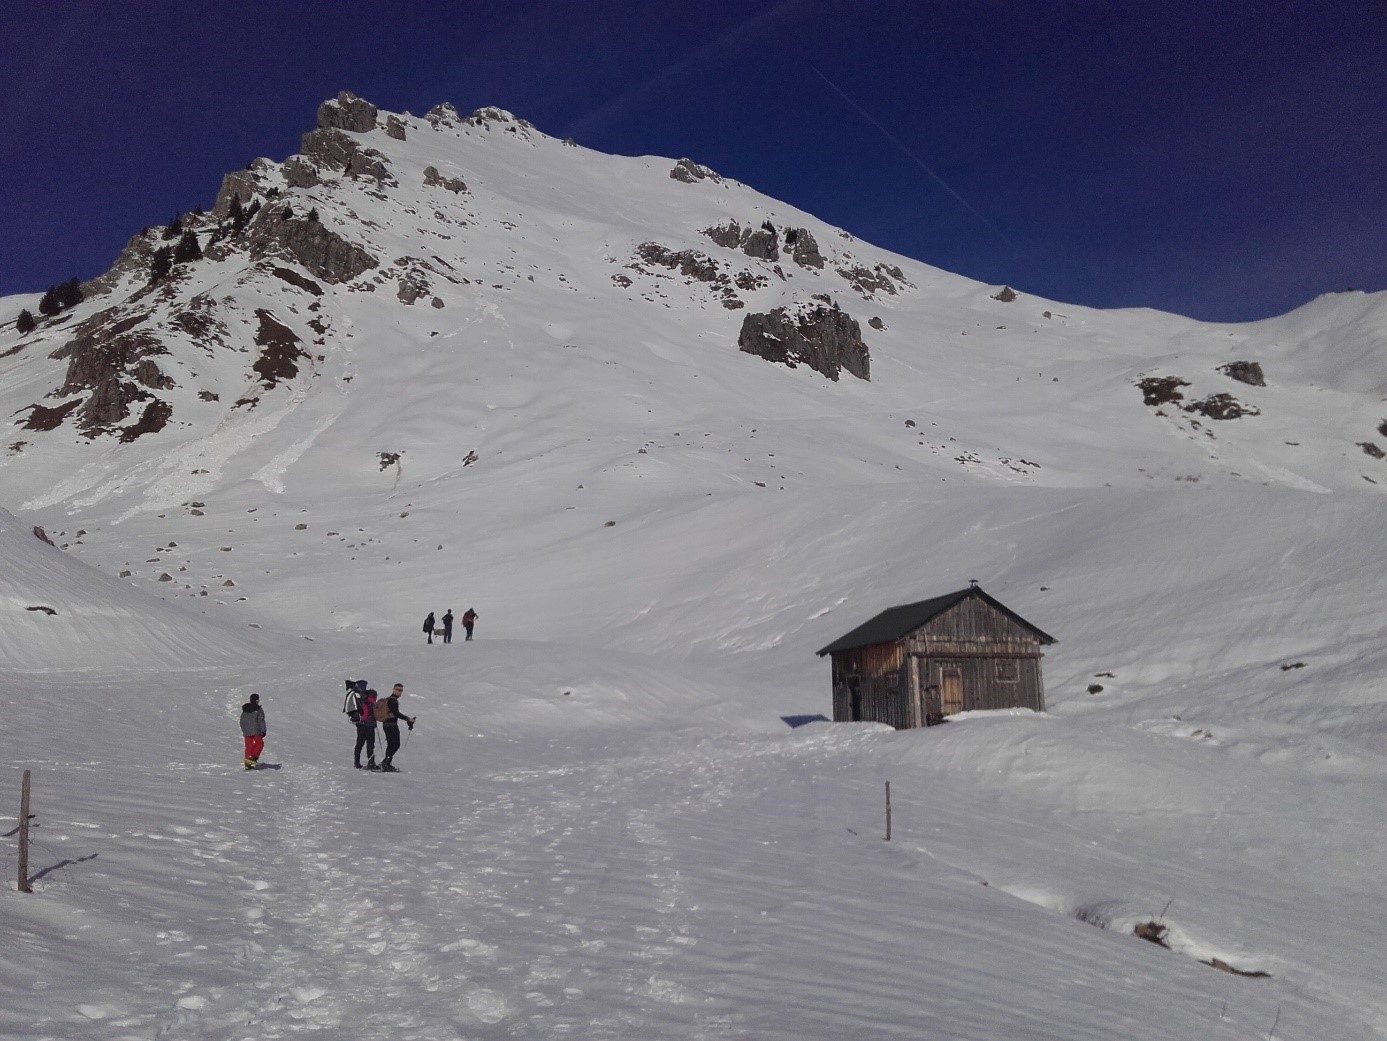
top-left (2, 92), bottom-right (1385, 1040)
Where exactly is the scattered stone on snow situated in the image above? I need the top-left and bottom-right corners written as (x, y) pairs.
top-left (991, 285), bottom-right (1018, 302)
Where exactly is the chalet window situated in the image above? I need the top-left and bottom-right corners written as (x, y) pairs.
top-left (995, 659), bottom-right (1019, 683)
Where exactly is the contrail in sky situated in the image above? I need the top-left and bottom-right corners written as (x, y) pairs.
top-left (567, 0), bottom-right (802, 136)
top-left (813, 68), bottom-right (1016, 250)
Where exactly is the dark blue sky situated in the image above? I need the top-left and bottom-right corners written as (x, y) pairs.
top-left (2, 1), bottom-right (1382, 320)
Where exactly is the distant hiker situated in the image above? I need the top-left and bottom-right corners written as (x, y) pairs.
top-left (348, 681), bottom-right (380, 770)
top-left (441, 609), bottom-right (454, 644)
top-left (462, 607), bottom-right (478, 641)
top-left (423, 611), bottom-right (436, 644)
top-left (240, 693), bottom-right (267, 769)
top-left (375, 682), bottom-right (416, 773)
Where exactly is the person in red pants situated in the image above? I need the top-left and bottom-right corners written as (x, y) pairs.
top-left (240, 693), bottom-right (267, 769)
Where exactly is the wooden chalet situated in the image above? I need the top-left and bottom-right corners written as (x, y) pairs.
top-left (816, 583), bottom-right (1056, 727)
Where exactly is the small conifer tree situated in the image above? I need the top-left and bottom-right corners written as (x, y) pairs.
top-left (307, 207), bottom-right (319, 223)
top-left (174, 230), bottom-right (202, 264)
top-left (149, 246), bottom-right (174, 284)
top-left (57, 278), bottom-right (84, 310)
top-left (15, 308), bottom-right (36, 334)
top-left (38, 286), bottom-right (59, 316)
top-left (162, 214), bottom-right (184, 240)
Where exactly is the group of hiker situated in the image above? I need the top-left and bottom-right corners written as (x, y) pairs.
top-left (344, 680), bottom-right (417, 772)
top-left (237, 681), bottom-right (419, 773)
top-left (423, 607), bottom-right (478, 644)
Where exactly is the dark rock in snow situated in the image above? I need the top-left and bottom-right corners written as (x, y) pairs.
top-left (49, 307), bottom-right (175, 436)
top-left (868, 316), bottom-right (885, 330)
top-left (384, 115), bottom-right (408, 141)
top-left (1137, 376), bottom-right (1190, 407)
top-left (299, 128), bottom-right (391, 181)
top-left (992, 286), bottom-right (1018, 302)
top-left (670, 158), bottom-right (722, 184)
top-left (1184, 393), bottom-right (1259, 420)
top-left (738, 301), bottom-right (869, 381)
top-left (423, 166), bottom-right (467, 194)
top-left (119, 400), bottom-right (172, 442)
top-left (249, 213), bottom-right (377, 284)
top-left (271, 266), bottom-right (324, 296)
top-left (251, 310), bottom-right (306, 387)
top-left (425, 102), bottom-right (461, 127)
top-left (33, 526), bottom-right (54, 546)
top-left (785, 227), bottom-right (825, 269)
top-left (1219, 360), bottom-right (1266, 387)
top-left (837, 263), bottom-right (908, 298)
top-left (316, 90), bottom-right (379, 134)
top-left (22, 399), bottom-right (82, 431)
top-left (1359, 441), bottom-right (1385, 460)
top-left (25, 605), bottom-right (58, 616)
top-left (282, 157), bottom-right (321, 189)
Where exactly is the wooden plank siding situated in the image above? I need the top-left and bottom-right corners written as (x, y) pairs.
top-left (830, 641), bottom-right (912, 728)
top-left (830, 594), bottom-right (1048, 728)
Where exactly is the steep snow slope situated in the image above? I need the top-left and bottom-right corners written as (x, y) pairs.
top-left (1, 93), bottom-right (1385, 1040)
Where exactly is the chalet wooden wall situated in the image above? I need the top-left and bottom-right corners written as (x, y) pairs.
top-left (831, 642), bottom-right (910, 727)
top-left (828, 594), bottom-right (1048, 728)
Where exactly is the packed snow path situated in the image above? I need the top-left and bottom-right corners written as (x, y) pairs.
top-left (4, 650), bottom-right (1383, 1041)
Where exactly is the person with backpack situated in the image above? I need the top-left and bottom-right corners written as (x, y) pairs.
top-left (345, 680), bottom-right (380, 770)
top-left (441, 609), bottom-right (454, 644)
top-left (422, 611), bottom-right (436, 644)
top-left (240, 693), bottom-right (267, 769)
top-left (462, 607), bottom-right (479, 641)
top-left (375, 682), bottom-right (416, 773)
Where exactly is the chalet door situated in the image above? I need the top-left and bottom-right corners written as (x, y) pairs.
top-left (848, 679), bottom-right (862, 722)
top-left (940, 668), bottom-right (964, 716)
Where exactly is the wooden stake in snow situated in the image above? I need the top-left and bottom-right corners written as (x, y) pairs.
top-left (884, 780), bottom-right (892, 842)
top-left (17, 770), bottom-right (32, 893)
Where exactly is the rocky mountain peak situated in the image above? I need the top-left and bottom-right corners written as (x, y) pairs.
top-left (315, 90), bottom-right (380, 134)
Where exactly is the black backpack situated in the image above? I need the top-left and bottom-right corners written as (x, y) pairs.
top-left (343, 680), bottom-right (365, 722)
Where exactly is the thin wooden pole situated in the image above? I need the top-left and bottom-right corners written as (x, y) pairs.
top-left (882, 776), bottom-right (893, 842)
top-left (18, 770), bottom-right (32, 893)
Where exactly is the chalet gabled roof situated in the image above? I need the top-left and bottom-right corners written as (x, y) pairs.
top-left (815, 585), bottom-right (1056, 656)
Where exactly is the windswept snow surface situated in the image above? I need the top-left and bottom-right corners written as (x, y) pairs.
top-left (2, 98), bottom-right (1386, 1039)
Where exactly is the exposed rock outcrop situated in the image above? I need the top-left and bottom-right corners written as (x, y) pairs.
top-left (837, 262), bottom-right (909, 298)
top-left (248, 212), bottom-right (377, 284)
top-left (1137, 376), bottom-right (1190, 407)
top-left (252, 311), bottom-right (306, 387)
top-left (423, 166), bottom-right (467, 194)
top-left (1219, 360), bottom-right (1266, 387)
top-left (316, 90), bottom-right (379, 134)
top-left (465, 107), bottom-right (535, 137)
top-left (992, 285), bottom-right (1018, 302)
top-left (384, 115), bottom-right (408, 141)
top-left (633, 243), bottom-right (721, 284)
top-left (1185, 393), bottom-right (1259, 420)
top-left (46, 307), bottom-right (175, 436)
top-left (21, 399), bottom-right (81, 431)
top-left (738, 301), bottom-right (869, 381)
top-left (785, 227), bottom-right (825, 269)
top-left (300, 128), bottom-right (391, 180)
top-left (426, 102), bottom-right (461, 127)
top-left (282, 157), bottom-right (321, 189)
top-left (670, 158), bottom-right (722, 184)
top-left (394, 259), bottom-right (432, 304)
top-left (701, 220), bottom-right (782, 262)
